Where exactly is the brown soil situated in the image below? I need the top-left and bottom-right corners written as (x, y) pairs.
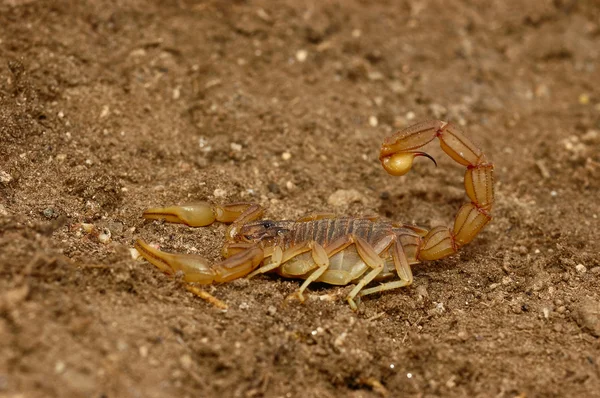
top-left (1, 1), bottom-right (600, 397)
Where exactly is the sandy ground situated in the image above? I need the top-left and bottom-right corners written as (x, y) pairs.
top-left (1, 0), bottom-right (600, 397)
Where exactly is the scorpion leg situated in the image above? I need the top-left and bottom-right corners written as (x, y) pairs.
top-left (358, 239), bottom-right (413, 298)
top-left (249, 241), bottom-right (330, 302)
top-left (301, 233), bottom-right (395, 309)
top-left (285, 242), bottom-right (329, 303)
top-left (246, 246), bottom-right (284, 278)
top-left (135, 239), bottom-right (264, 283)
top-left (345, 236), bottom-right (390, 311)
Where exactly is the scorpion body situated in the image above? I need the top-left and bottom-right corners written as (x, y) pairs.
top-left (135, 120), bottom-right (494, 309)
top-left (244, 217), bottom-right (422, 283)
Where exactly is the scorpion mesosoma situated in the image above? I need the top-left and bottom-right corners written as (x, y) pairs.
top-left (135, 120), bottom-right (494, 310)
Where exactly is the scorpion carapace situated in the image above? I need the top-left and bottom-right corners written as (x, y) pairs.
top-left (135, 120), bottom-right (494, 310)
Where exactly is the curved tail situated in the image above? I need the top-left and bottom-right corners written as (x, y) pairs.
top-left (379, 120), bottom-right (494, 261)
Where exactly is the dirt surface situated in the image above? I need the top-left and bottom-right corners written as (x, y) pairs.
top-left (1, 0), bottom-right (600, 397)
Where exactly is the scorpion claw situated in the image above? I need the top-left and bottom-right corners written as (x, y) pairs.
top-left (142, 203), bottom-right (217, 227)
top-left (134, 239), bottom-right (217, 283)
top-left (135, 239), bottom-right (264, 284)
top-left (142, 202), bottom-right (263, 228)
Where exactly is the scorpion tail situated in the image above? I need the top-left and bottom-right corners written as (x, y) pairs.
top-left (379, 120), bottom-right (494, 261)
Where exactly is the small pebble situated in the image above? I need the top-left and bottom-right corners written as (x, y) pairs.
top-left (54, 361), bottom-right (66, 374)
top-left (230, 143), bottom-right (242, 152)
top-left (334, 332), bottom-right (347, 349)
top-left (388, 80), bottom-right (406, 94)
top-left (179, 354), bottom-right (193, 369)
top-left (267, 182), bottom-right (281, 194)
top-left (369, 115), bottom-right (378, 127)
top-left (535, 84), bottom-right (550, 98)
top-left (130, 248), bottom-right (141, 260)
top-left (367, 71), bottom-right (384, 81)
top-left (213, 188), bottom-right (227, 198)
top-left (296, 49), bottom-right (308, 62)
top-left (542, 307), bottom-right (550, 319)
top-left (100, 105), bottom-right (110, 118)
top-left (281, 152), bottom-right (292, 161)
top-left (554, 298), bottom-right (564, 306)
top-left (198, 136), bottom-right (209, 148)
top-left (414, 285), bottom-right (428, 300)
top-left (446, 376), bottom-right (457, 388)
top-left (575, 264), bottom-right (587, 274)
top-left (0, 170), bottom-right (12, 184)
top-left (532, 280), bottom-right (545, 292)
top-left (579, 93), bottom-right (590, 105)
top-left (205, 79), bottom-right (221, 89)
top-left (117, 340), bottom-right (128, 351)
top-left (429, 103), bottom-right (447, 119)
top-left (42, 208), bottom-right (56, 219)
top-left (582, 130), bottom-right (599, 144)
top-left (195, 157), bottom-right (209, 168)
top-left (574, 297), bottom-right (600, 337)
top-left (98, 228), bottom-right (112, 244)
top-left (327, 189), bottom-right (366, 207)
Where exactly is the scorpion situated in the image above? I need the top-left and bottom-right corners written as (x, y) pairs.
top-left (135, 120), bottom-right (494, 310)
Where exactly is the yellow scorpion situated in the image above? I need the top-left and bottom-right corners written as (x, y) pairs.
top-left (136, 120), bottom-right (494, 310)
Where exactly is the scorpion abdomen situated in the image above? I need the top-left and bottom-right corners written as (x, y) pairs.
top-left (288, 218), bottom-right (392, 248)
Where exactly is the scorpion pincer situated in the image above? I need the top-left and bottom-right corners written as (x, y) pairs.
top-left (135, 120), bottom-right (494, 310)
